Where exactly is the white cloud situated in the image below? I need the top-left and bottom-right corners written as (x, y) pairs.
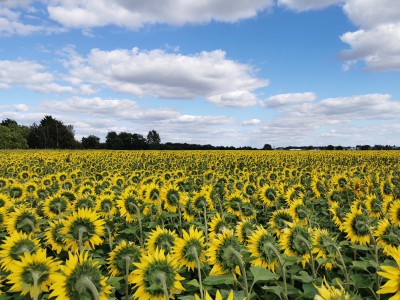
top-left (0, 60), bottom-right (75, 93)
top-left (259, 93), bottom-right (400, 146)
top-left (47, 0), bottom-right (274, 29)
top-left (277, 0), bottom-right (342, 11)
top-left (0, 7), bottom-right (43, 35)
top-left (64, 48), bottom-right (268, 106)
top-left (261, 92), bottom-right (316, 107)
top-left (340, 24), bottom-right (400, 71)
top-left (343, 0), bottom-right (400, 29)
top-left (242, 119), bottom-right (261, 126)
top-left (40, 97), bottom-right (179, 121)
top-left (339, 0), bottom-right (400, 71)
top-left (14, 104), bottom-right (29, 111)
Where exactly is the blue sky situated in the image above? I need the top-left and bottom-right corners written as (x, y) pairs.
top-left (1, 0), bottom-right (400, 148)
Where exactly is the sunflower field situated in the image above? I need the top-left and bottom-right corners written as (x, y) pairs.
top-left (0, 150), bottom-right (400, 300)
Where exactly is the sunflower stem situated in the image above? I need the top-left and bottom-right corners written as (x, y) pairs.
top-left (105, 225), bottom-right (113, 251)
top-left (125, 256), bottom-right (131, 300)
top-left (192, 247), bottom-right (204, 300)
top-left (31, 271), bottom-right (41, 300)
top-left (132, 203), bottom-right (144, 247)
top-left (77, 276), bottom-right (100, 300)
top-left (328, 242), bottom-right (350, 289)
top-left (228, 247), bottom-right (249, 300)
top-left (297, 236), bottom-right (316, 283)
top-left (178, 202), bottom-right (182, 235)
top-left (78, 226), bottom-right (87, 253)
top-left (264, 243), bottom-right (288, 300)
top-left (203, 206), bottom-right (208, 244)
top-left (156, 272), bottom-right (170, 300)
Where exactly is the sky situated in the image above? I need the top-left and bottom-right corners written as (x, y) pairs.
top-left (1, 0), bottom-right (400, 148)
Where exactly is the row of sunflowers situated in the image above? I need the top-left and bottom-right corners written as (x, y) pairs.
top-left (0, 150), bottom-right (400, 299)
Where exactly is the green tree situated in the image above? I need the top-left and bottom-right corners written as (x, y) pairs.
top-left (82, 135), bottom-right (101, 149)
top-left (27, 115), bottom-right (76, 149)
top-left (0, 119), bottom-right (29, 149)
top-left (147, 130), bottom-right (161, 149)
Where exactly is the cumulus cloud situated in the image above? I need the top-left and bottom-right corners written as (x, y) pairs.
top-left (339, 0), bottom-right (400, 71)
top-left (260, 93), bottom-right (400, 146)
top-left (242, 119), bottom-right (261, 126)
top-left (40, 97), bottom-right (179, 121)
top-left (277, 0), bottom-right (342, 11)
top-left (0, 7), bottom-right (43, 35)
top-left (47, 0), bottom-right (274, 29)
top-left (340, 24), bottom-right (400, 71)
top-left (63, 47), bottom-right (268, 107)
top-left (0, 60), bottom-right (75, 93)
top-left (261, 92), bottom-right (316, 107)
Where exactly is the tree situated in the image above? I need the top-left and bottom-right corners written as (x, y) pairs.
top-left (81, 135), bottom-right (100, 149)
top-left (105, 131), bottom-right (122, 149)
top-left (0, 119), bottom-right (30, 149)
top-left (27, 115), bottom-right (76, 149)
top-left (147, 130), bottom-right (161, 149)
top-left (262, 144), bottom-right (272, 150)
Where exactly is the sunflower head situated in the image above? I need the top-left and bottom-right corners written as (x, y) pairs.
top-left (235, 219), bottom-right (254, 245)
top-left (280, 223), bottom-right (312, 268)
top-left (247, 226), bottom-right (279, 272)
top-left (207, 229), bottom-right (243, 276)
top-left (146, 226), bottom-right (178, 255)
top-left (107, 240), bottom-right (142, 276)
top-left (343, 208), bottom-right (372, 245)
top-left (130, 249), bottom-right (185, 300)
top-left (50, 251), bottom-right (112, 300)
top-left (315, 277), bottom-right (350, 300)
top-left (171, 226), bottom-right (206, 271)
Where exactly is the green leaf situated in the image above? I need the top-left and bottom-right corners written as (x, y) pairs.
top-left (250, 266), bottom-right (280, 283)
top-left (352, 260), bottom-right (371, 271)
top-left (203, 274), bottom-right (236, 285)
top-left (350, 274), bottom-right (373, 289)
top-left (350, 244), bottom-right (370, 251)
top-left (292, 271), bottom-right (314, 283)
top-left (302, 283), bottom-right (317, 299)
top-left (186, 279), bottom-right (200, 288)
top-left (262, 285), bottom-right (283, 296)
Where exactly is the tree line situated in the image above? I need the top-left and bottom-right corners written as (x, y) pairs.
top-left (1, 116), bottom-right (397, 150)
top-left (0, 116), bottom-right (259, 150)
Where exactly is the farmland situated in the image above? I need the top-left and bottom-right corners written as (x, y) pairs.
top-left (0, 150), bottom-right (399, 299)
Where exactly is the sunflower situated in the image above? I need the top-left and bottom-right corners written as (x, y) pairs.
top-left (146, 226), bottom-right (178, 255)
top-left (258, 185), bottom-right (277, 207)
top-left (311, 228), bottom-right (337, 270)
top-left (235, 219), bottom-right (254, 245)
top-left (208, 213), bottom-right (229, 240)
top-left (50, 251), bottom-right (112, 300)
top-left (6, 248), bottom-right (59, 299)
top-left (160, 183), bottom-right (181, 213)
top-left (375, 219), bottom-right (400, 254)
top-left (45, 220), bottom-right (68, 254)
top-left (365, 193), bottom-right (383, 219)
top-left (268, 208), bottom-right (294, 238)
top-left (117, 190), bottom-right (147, 223)
top-left (0, 232), bottom-right (40, 270)
top-left (315, 277), bottom-right (350, 300)
top-left (145, 182), bottom-right (162, 204)
top-left (171, 226), bottom-right (206, 271)
top-left (310, 175), bottom-right (326, 199)
top-left (181, 193), bottom-right (196, 222)
top-left (207, 229), bottom-right (242, 276)
top-left (5, 206), bottom-right (40, 234)
top-left (107, 240), bottom-right (142, 276)
top-left (279, 223), bottom-right (312, 268)
top-left (247, 226), bottom-right (279, 272)
top-left (288, 199), bottom-right (309, 224)
top-left (225, 191), bottom-right (247, 217)
top-left (331, 173), bottom-right (349, 191)
top-left (95, 195), bottom-right (116, 218)
top-left (342, 207), bottom-right (372, 245)
top-left (192, 190), bottom-right (214, 214)
top-left (74, 195), bottom-right (96, 211)
top-left (130, 248), bottom-right (185, 300)
top-left (377, 246), bottom-right (400, 299)
top-left (329, 201), bottom-right (348, 231)
top-left (7, 182), bottom-right (26, 200)
top-left (61, 208), bottom-right (105, 252)
top-left (388, 200), bottom-right (400, 226)
top-left (195, 290), bottom-right (234, 300)
top-left (43, 193), bottom-right (71, 218)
